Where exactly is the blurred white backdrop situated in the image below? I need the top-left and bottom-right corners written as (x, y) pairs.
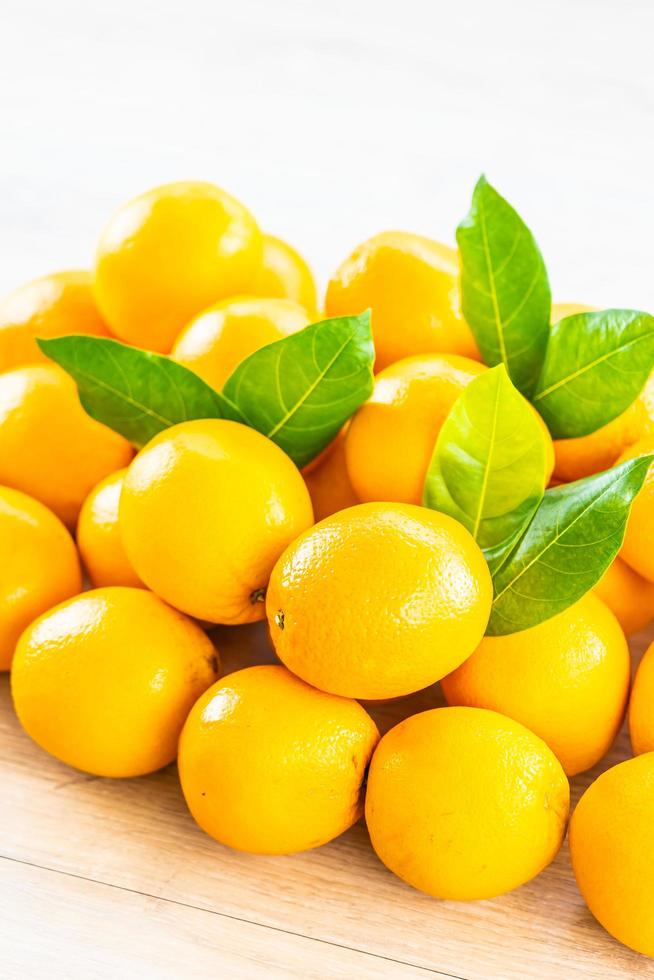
top-left (0, 0), bottom-right (652, 308)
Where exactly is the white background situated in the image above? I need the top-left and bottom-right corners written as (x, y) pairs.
top-left (0, 0), bottom-right (652, 310)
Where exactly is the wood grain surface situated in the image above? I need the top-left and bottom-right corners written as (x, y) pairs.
top-left (2, 621), bottom-right (654, 979)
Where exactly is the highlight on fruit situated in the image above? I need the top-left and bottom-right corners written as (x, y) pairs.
top-left (3, 175), bottom-right (654, 958)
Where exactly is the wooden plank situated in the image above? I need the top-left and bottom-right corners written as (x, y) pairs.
top-left (0, 857), bottom-right (441, 980)
top-left (3, 622), bottom-right (654, 978)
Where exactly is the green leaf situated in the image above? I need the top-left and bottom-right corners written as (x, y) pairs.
top-left (532, 309), bottom-right (654, 438)
top-left (487, 455), bottom-right (653, 635)
top-left (38, 335), bottom-right (237, 448)
top-left (423, 365), bottom-right (547, 558)
top-left (456, 176), bottom-right (551, 397)
top-left (221, 312), bottom-right (375, 468)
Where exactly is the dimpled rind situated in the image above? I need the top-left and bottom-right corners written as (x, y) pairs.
top-left (570, 754), bottom-right (654, 957)
top-left (11, 586), bottom-right (219, 778)
top-left (178, 664), bottom-right (379, 854)
top-left (120, 419), bottom-right (314, 624)
top-left (366, 706), bottom-right (569, 900)
top-left (442, 594), bottom-right (630, 776)
top-left (266, 502), bottom-right (492, 700)
top-left (0, 486), bottom-right (82, 670)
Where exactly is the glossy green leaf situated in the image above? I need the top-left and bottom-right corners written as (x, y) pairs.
top-left (38, 335), bottom-right (237, 447)
top-left (456, 176), bottom-right (551, 397)
top-left (532, 309), bottom-right (654, 438)
top-left (221, 312), bottom-right (375, 468)
top-left (487, 454), bottom-right (653, 635)
top-left (423, 365), bottom-right (547, 558)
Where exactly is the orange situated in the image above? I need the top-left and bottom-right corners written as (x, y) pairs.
top-left (11, 587), bottom-right (219, 777)
top-left (77, 469), bottom-right (143, 588)
top-left (441, 595), bottom-right (629, 776)
top-left (366, 706), bottom-right (569, 900)
top-left (0, 486), bottom-right (81, 670)
top-left (179, 664), bottom-right (379, 854)
top-left (570, 754), bottom-right (654, 957)
top-left (345, 354), bottom-right (485, 504)
top-left (593, 556), bottom-right (654, 635)
top-left (325, 231), bottom-right (479, 370)
top-left (0, 270), bottom-right (111, 371)
top-left (266, 502), bottom-right (492, 700)
top-left (94, 181), bottom-right (262, 353)
top-left (0, 363), bottom-right (133, 528)
top-left (171, 296), bottom-right (310, 390)
top-left (345, 354), bottom-right (554, 505)
top-left (303, 429), bottom-right (359, 520)
top-left (616, 437), bottom-right (654, 582)
top-left (120, 419), bottom-right (313, 624)
top-left (251, 233), bottom-right (318, 314)
top-left (550, 303), bottom-right (654, 482)
top-left (628, 639), bottom-right (654, 755)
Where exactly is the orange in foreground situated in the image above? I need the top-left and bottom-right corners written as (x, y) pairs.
top-left (121, 419), bottom-right (313, 624)
top-left (366, 706), bottom-right (569, 900)
top-left (0, 486), bottom-right (81, 671)
top-left (11, 587), bottom-right (219, 778)
top-left (570, 754), bottom-right (654, 958)
top-left (179, 664), bottom-right (379, 854)
top-left (0, 270), bottom-right (111, 372)
top-left (442, 594), bottom-right (630, 776)
top-left (267, 502), bottom-right (492, 700)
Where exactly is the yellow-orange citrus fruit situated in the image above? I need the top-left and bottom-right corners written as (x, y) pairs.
top-left (171, 296), bottom-right (310, 391)
top-left (303, 429), bottom-right (359, 521)
top-left (179, 664), bottom-right (379, 854)
top-left (94, 181), bottom-right (262, 353)
top-left (345, 354), bottom-right (554, 505)
top-left (325, 232), bottom-right (479, 370)
top-left (366, 706), bottom-right (569, 900)
top-left (345, 354), bottom-right (485, 504)
top-left (0, 364), bottom-right (133, 528)
top-left (251, 234), bottom-right (318, 315)
top-left (442, 595), bottom-right (629, 776)
top-left (616, 437), bottom-right (654, 582)
top-left (266, 502), bottom-right (492, 700)
top-left (570, 754), bottom-right (654, 957)
top-left (628, 640), bottom-right (654, 755)
top-left (0, 486), bottom-right (81, 670)
top-left (77, 469), bottom-right (143, 589)
top-left (121, 419), bottom-right (313, 624)
top-left (0, 270), bottom-right (111, 372)
top-left (593, 556), bottom-right (654, 636)
top-left (11, 587), bottom-right (218, 777)
top-left (550, 303), bottom-right (654, 482)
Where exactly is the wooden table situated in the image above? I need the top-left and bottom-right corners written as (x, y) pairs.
top-left (3, 621), bottom-right (654, 979)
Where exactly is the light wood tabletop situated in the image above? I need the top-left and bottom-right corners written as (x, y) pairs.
top-left (2, 623), bottom-right (654, 979)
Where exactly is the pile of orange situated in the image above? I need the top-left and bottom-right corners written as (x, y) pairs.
top-left (2, 180), bottom-right (654, 958)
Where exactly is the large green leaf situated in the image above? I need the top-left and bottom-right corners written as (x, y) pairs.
top-left (456, 176), bottom-right (551, 397)
top-left (38, 335), bottom-right (236, 447)
top-left (487, 455), bottom-right (653, 635)
top-left (423, 365), bottom-right (547, 558)
top-left (221, 312), bottom-right (374, 468)
top-left (532, 309), bottom-right (654, 438)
